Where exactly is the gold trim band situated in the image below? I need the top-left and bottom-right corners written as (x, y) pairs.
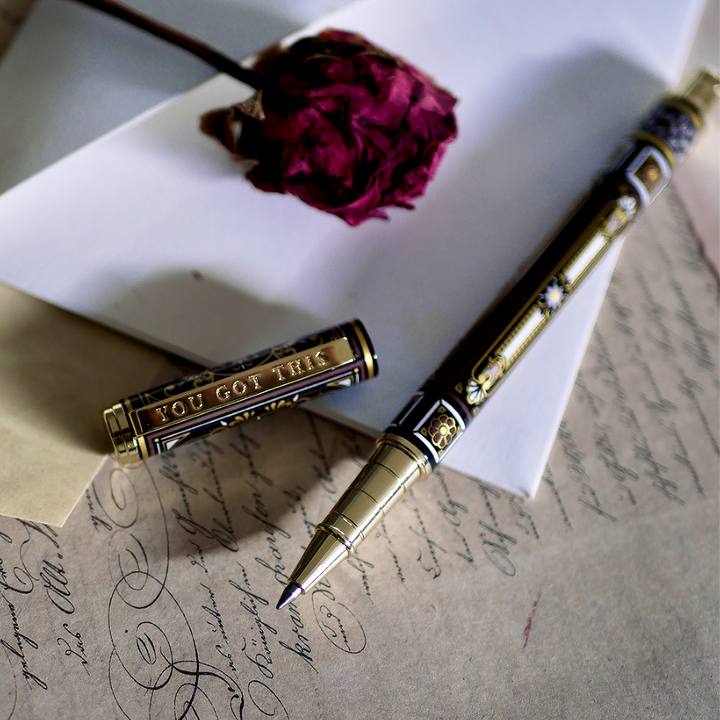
top-left (350, 319), bottom-right (377, 379)
top-left (103, 404), bottom-right (141, 463)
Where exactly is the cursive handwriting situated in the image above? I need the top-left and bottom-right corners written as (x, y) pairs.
top-left (403, 498), bottom-right (446, 579)
top-left (56, 623), bottom-right (90, 675)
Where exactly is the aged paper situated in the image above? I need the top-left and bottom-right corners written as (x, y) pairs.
top-left (0, 185), bottom-right (715, 718)
top-left (0, 0), bottom-right (33, 56)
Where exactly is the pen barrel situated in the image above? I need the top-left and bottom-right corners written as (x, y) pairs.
top-left (104, 320), bottom-right (377, 463)
top-left (387, 70), bottom-right (718, 469)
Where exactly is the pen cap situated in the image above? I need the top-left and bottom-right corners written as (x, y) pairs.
top-left (104, 319), bottom-right (378, 464)
top-left (680, 69), bottom-right (720, 122)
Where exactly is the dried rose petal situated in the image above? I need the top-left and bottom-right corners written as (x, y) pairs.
top-left (200, 29), bottom-right (458, 226)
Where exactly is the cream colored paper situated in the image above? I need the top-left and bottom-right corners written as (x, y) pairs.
top-left (0, 186), bottom-right (715, 718)
top-left (0, 282), bottom-right (169, 525)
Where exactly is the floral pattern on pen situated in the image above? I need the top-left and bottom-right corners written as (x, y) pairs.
top-left (538, 278), bottom-right (568, 316)
top-left (428, 413), bottom-right (458, 449)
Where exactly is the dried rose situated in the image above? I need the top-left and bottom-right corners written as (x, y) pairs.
top-left (200, 30), bottom-right (458, 226)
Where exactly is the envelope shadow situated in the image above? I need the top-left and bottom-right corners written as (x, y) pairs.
top-left (93, 269), bottom-right (325, 367)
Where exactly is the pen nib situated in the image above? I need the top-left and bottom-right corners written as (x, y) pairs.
top-left (276, 582), bottom-right (303, 610)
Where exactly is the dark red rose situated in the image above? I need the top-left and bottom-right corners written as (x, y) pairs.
top-left (200, 29), bottom-right (458, 226)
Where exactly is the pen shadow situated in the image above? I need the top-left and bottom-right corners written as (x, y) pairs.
top-left (89, 268), bottom-right (327, 367)
top-left (146, 407), bottom-right (375, 558)
top-left (0, 271), bottom-right (322, 457)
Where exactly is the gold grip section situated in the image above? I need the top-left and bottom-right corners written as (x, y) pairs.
top-left (322, 434), bottom-right (431, 547)
top-left (290, 530), bottom-right (353, 592)
top-left (290, 435), bottom-right (431, 592)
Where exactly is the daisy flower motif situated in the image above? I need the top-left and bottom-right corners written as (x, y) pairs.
top-left (466, 378), bottom-right (484, 405)
top-left (219, 410), bottom-right (256, 430)
top-left (428, 414), bottom-right (458, 449)
top-left (540, 278), bottom-right (567, 315)
top-left (605, 194), bottom-right (639, 235)
top-left (619, 195), bottom-right (637, 218)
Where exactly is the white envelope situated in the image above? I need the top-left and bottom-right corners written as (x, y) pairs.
top-left (0, 0), bottom-right (703, 496)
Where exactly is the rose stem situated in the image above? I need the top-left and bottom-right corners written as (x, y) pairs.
top-left (66, 0), bottom-right (262, 89)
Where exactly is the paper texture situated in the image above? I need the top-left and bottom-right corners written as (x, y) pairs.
top-left (0, 0), bottom-right (706, 496)
top-left (0, 186), bottom-right (715, 718)
top-left (0, 282), bottom-right (170, 525)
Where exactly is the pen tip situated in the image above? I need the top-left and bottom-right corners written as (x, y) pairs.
top-left (276, 582), bottom-right (303, 610)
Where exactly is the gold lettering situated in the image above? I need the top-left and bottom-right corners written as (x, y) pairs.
top-left (315, 350), bottom-right (328, 366)
top-left (248, 374), bottom-right (262, 390)
top-left (216, 385), bottom-right (231, 401)
top-left (187, 393), bottom-right (204, 412)
top-left (272, 366), bottom-right (286, 382)
top-left (156, 405), bottom-right (170, 423)
top-left (303, 355), bottom-right (315, 370)
top-left (232, 379), bottom-right (248, 396)
top-left (288, 359), bottom-right (304, 376)
top-left (171, 401), bottom-right (187, 417)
